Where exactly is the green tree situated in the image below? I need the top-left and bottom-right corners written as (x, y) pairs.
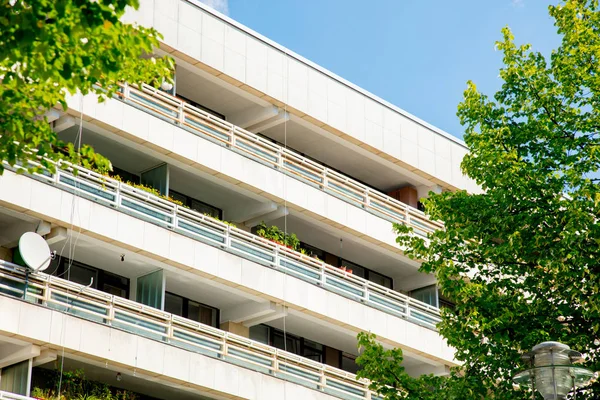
top-left (0, 0), bottom-right (173, 175)
top-left (357, 1), bottom-right (600, 399)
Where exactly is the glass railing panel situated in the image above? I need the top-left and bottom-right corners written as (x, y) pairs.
top-left (177, 219), bottom-right (227, 245)
top-left (279, 257), bottom-right (321, 282)
top-left (58, 175), bottom-right (116, 203)
top-left (230, 240), bottom-right (275, 264)
top-left (112, 310), bottom-right (168, 342)
top-left (183, 115), bottom-right (230, 142)
top-left (120, 198), bottom-right (173, 225)
top-left (276, 363), bottom-right (321, 390)
top-left (324, 275), bottom-right (365, 299)
top-left (283, 160), bottom-right (323, 185)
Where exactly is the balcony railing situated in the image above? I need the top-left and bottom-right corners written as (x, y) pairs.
top-left (11, 161), bottom-right (441, 330)
top-left (0, 392), bottom-right (33, 400)
top-left (0, 260), bottom-right (386, 400)
top-left (115, 83), bottom-right (442, 238)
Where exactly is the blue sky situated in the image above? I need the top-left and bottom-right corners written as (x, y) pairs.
top-left (203, 1), bottom-right (561, 140)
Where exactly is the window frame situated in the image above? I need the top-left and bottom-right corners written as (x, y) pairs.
top-left (164, 291), bottom-right (220, 328)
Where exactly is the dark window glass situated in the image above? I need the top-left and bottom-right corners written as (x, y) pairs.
top-left (164, 292), bottom-right (184, 317)
top-left (102, 270), bottom-right (129, 298)
top-left (368, 270), bottom-right (392, 289)
top-left (189, 300), bottom-right (218, 327)
top-left (301, 244), bottom-right (394, 289)
top-left (341, 352), bottom-right (360, 374)
top-left (51, 259), bottom-right (129, 298)
top-left (249, 325), bottom-right (270, 344)
top-left (340, 259), bottom-right (366, 279)
top-left (272, 330), bottom-right (300, 355)
top-left (67, 262), bottom-right (98, 288)
top-left (301, 243), bottom-right (325, 259)
top-left (439, 297), bottom-right (455, 310)
top-left (112, 167), bottom-right (140, 185)
top-left (165, 292), bottom-right (219, 328)
top-left (190, 199), bottom-right (221, 219)
top-left (169, 190), bottom-right (222, 219)
top-left (303, 339), bottom-right (324, 363)
top-left (169, 191), bottom-right (187, 206)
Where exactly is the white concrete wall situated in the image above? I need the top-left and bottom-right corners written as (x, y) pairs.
top-left (0, 295), bottom-right (343, 400)
top-left (67, 94), bottom-right (410, 257)
top-left (0, 170), bottom-right (455, 365)
top-left (122, 0), bottom-right (479, 193)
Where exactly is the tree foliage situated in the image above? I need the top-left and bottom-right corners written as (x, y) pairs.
top-left (357, 1), bottom-right (600, 399)
top-left (0, 0), bottom-right (173, 174)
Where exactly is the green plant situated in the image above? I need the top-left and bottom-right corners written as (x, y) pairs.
top-left (105, 172), bottom-right (184, 206)
top-left (204, 213), bottom-right (237, 228)
top-left (0, 0), bottom-right (173, 176)
top-left (255, 222), bottom-right (301, 251)
top-left (31, 367), bottom-right (137, 400)
top-left (358, 1), bottom-right (600, 398)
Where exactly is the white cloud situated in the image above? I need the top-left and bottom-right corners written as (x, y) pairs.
top-left (198, 0), bottom-right (229, 15)
top-left (512, 0), bottom-right (525, 7)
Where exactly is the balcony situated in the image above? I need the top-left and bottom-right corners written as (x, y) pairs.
top-left (7, 160), bottom-right (441, 331)
top-left (0, 259), bottom-right (386, 400)
top-left (113, 83), bottom-right (443, 238)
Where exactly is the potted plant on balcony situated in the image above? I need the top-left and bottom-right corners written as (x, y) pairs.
top-left (255, 222), bottom-right (300, 251)
top-left (339, 265), bottom-right (353, 274)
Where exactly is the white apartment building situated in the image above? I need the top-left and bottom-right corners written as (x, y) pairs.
top-left (0, 1), bottom-right (477, 399)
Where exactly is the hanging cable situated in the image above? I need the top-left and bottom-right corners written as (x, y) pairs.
top-left (56, 91), bottom-right (86, 397)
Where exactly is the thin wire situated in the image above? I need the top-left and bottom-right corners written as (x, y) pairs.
top-left (57, 92), bottom-right (85, 396)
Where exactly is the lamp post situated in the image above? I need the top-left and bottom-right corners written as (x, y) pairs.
top-left (512, 341), bottom-right (596, 399)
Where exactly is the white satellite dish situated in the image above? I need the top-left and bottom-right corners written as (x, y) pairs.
top-left (18, 232), bottom-right (52, 272)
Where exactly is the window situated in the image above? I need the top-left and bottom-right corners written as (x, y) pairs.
top-left (249, 324), bottom-right (270, 344)
top-left (301, 243), bottom-right (325, 259)
top-left (0, 360), bottom-right (30, 395)
top-left (101, 270), bottom-right (129, 298)
top-left (112, 167), bottom-right (140, 185)
top-left (299, 243), bottom-right (393, 289)
top-left (302, 339), bottom-right (324, 363)
top-left (164, 292), bottom-right (219, 328)
top-left (340, 259), bottom-right (366, 279)
top-left (169, 190), bottom-right (222, 219)
top-left (341, 352), bottom-right (360, 374)
top-left (368, 270), bottom-right (392, 289)
top-left (250, 325), bottom-right (357, 373)
top-left (410, 285), bottom-right (438, 307)
top-left (67, 262), bottom-right (97, 287)
top-left (272, 329), bottom-right (300, 355)
top-left (50, 259), bottom-right (129, 299)
top-left (188, 300), bottom-right (218, 327)
top-left (251, 325), bottom-right (323, 362)
top-left (340, 258), bottom-right (393, 289)
top-left (439, 295), bottom-right (455, 310)
top-left (164, 292), bottom-right (184, 316)
top-left (169, 191), bottom-right (187, 207)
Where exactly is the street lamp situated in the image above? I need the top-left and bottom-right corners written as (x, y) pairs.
top-left (512, 341), bottom-right (596, 399)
